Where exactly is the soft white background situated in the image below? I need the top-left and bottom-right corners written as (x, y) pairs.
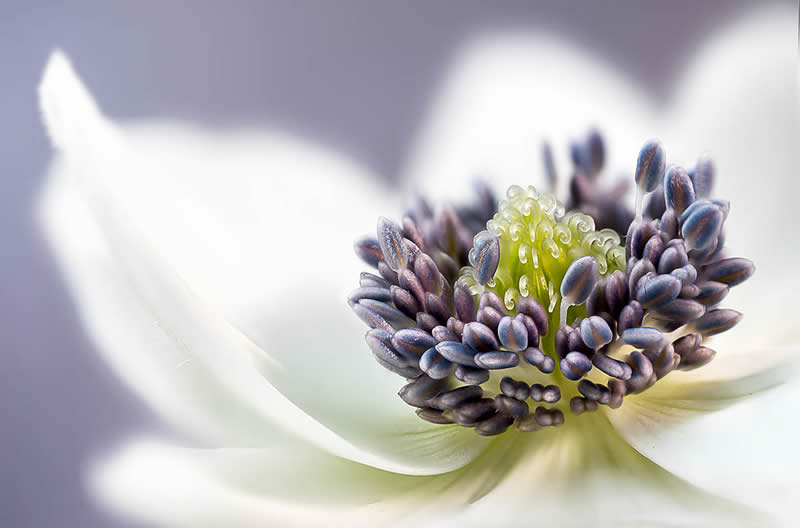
top-left (0, 1), bottom-right (788, 526)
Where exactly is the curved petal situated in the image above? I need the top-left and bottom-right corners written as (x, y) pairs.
top-left (93, 415), bottom-right (762, 528)
top-left (90, 439), bottom-right (433, 527)
top-left (38, 52), bottom-right (487, 473)
top-left (609, 347), bottom-right (800, 525)
top-left (403, 31), bottom-right (653, 204)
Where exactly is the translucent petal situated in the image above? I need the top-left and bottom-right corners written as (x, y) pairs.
top-left (609, 346), bottom-right (800, 525)
top-left (93, 416), bottom-right (761, 528)
top-left (662, 5), bottom-right (800, 269)
top-left (403, 32), bottom-right (652, 204)
top-left (38, 52), bottom-right (487, 473)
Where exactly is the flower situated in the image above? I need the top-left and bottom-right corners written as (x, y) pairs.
top-left (37, 4), bottom-right (798, 527)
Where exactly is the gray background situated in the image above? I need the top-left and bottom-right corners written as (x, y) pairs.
top-left (0, 1), bottom-right (778, 526)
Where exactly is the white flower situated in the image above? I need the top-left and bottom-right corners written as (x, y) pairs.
top-left (38, 4), bottom-right (798, 527)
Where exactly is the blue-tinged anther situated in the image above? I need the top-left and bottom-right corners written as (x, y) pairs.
top-left (358, 299), bottom-right (415, 330)
top-left (495, 394), bottom-right (530, 417)
top-left (664, 166), bottom-right (695, 215)
top-left (360, 272), bottom-right (390, 289)
top-left (398, 375), bottom-right (446, 408)
top-left (670, 264), bottom-right (697, 285)
top-left (694, 308), bottom-right (742, 337)
top-left (628, 350), bottom-right (654, 378)
top-left (476, 414), bottom-right (515, 436)
top-left (560, 256), bottom-right (599, 326)
top-left (636, 274), bottom-right (682, 309)
top-left (586, 128), bottom-right (605, 174)
top-left (415, 408), bottom-right (453, 424)
top-left (660, 208), bottom-right (679, 239)
top-left (475, 351), bottom-right (520, 370)
top-left (604, 270), bottom-right (628, 317)
top-left (517, 297), bottom-right (549, 337)
top-left (366, 329), bottom-right (407, 368)
top-left (622, 327), bottom-right (664, 349)
top-left (354, 236), bottom-right (384, 268)
top-left (435, 340), bottom-right (479, 367)
top-left (578, 380), bottom-right (610, 403)
top-left (353, 302), bottom-right (392, 332)
top-left (672, 333), bottom-right (701, 359)
top-left (455, 365), bottom-right (490, 385)
top-left (702, 257), bottom-right (755, 287)
top-left (348, 286), bottom-right (392, 306)
top-left (680, 200), bottom-right (724, 250)
top-left (420, 348), bottom-right (454, 379)
top-left (390, 285), bottom-right (420, 318)
top-left (560, 351), bottom-right (592, 381)
top-left (377, 216), bottom-right (409, 271)
top-left (695, 280), bottom-right (729, 306)
top-left (642, 235), bottom-right (665, 265)
top-left (429, 385), bottom-right (483, 410)
top-left (654, 298), bottom-right (706, 322)
top-left (570, 140), bottom-right (589, 174)
top-left (561, 256), bottom-right (600, 304)
top-left (627, 258), bottom-right (655, 294)
top-left (617, 300), bottom-right (644, 334)
top-left (367, 329), bottom-right (422, 378)
top-left (462, 322), bottom-right (500, 352)
top-left (516, 314), bottom-right (540, 348)
top-left (657, 245), bottom-right (688, 274)
top-left (414, 253), bottom-right (444, 295)
top-left (432, 325), bottom-right (458, 343)
top-left (580, 316), bottom-right (613, 349)
top-left (690, 154), bottom-right (715, 198)
top-left (392, 328), bottom-right (437, 360)
top-left (471, 232), bottom-right (500, 285)
top-left (592, 353), bottom-right (632, 381)
top-left (523, 347), bottom-right (555, 373)
top-left (711, 199), bottom-right (730, 220)
top-left (448, 398), bottom-right (496, 425)
top-left (479, 290), bottom-right (506, 313)
top-left (635, 140), bottom-right (666, 192)
top-left (476, 306), bottom-right (503, 332)
top-left (500, 377), bottom-right (531, 400)
top-left (424, 292), bottom-right (450, 324)
top-left (453, 280), bottom-right (476, 323)
top-left (497, 315), bottom-right (528, 352)
top-left (678, 346), bottom-right (716, 370)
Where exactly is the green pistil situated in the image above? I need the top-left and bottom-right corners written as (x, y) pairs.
top-left (460, 185), bottom-right (625, 363)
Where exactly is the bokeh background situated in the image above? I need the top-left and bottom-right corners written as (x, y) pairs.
top-left (0, 1), bottom-right (788, 526)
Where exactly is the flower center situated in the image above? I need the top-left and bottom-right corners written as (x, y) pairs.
top-left (350, 131), bottom-right (754, 436)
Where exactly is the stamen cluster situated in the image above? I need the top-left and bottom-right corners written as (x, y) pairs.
top-left (350, 131), bottom-right (754, 436)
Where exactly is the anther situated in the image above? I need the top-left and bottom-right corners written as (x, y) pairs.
top-left (560, 256), bottom-right (599, 326)
top-left (352, 134), bottom-right (753, 435)
top-left (634, 140), bottom-right (666, 221)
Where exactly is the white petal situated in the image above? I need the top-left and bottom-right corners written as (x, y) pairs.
top-left (658, 4), bottom-right (799, 366)
top-left (403, 32), bottom-right (653, 204)
top-left (93, 416), bottom-right (761, 528)
top-left (38, 53), bottom-right (487, 473)
top-left (664, 4), bottom-right (799, 255)
top-left (610, 347), bottom-right (800, 524)
top-left (90, 439), bottom-right (431, 527)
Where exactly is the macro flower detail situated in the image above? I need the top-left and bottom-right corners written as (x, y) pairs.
top-left (34, 5), bottom-right (799, 527)
top-left (351, 134), bottom-right (754, 436)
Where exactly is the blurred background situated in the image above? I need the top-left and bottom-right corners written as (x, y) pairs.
top-left (0, 1), bottom-right (785, 526)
